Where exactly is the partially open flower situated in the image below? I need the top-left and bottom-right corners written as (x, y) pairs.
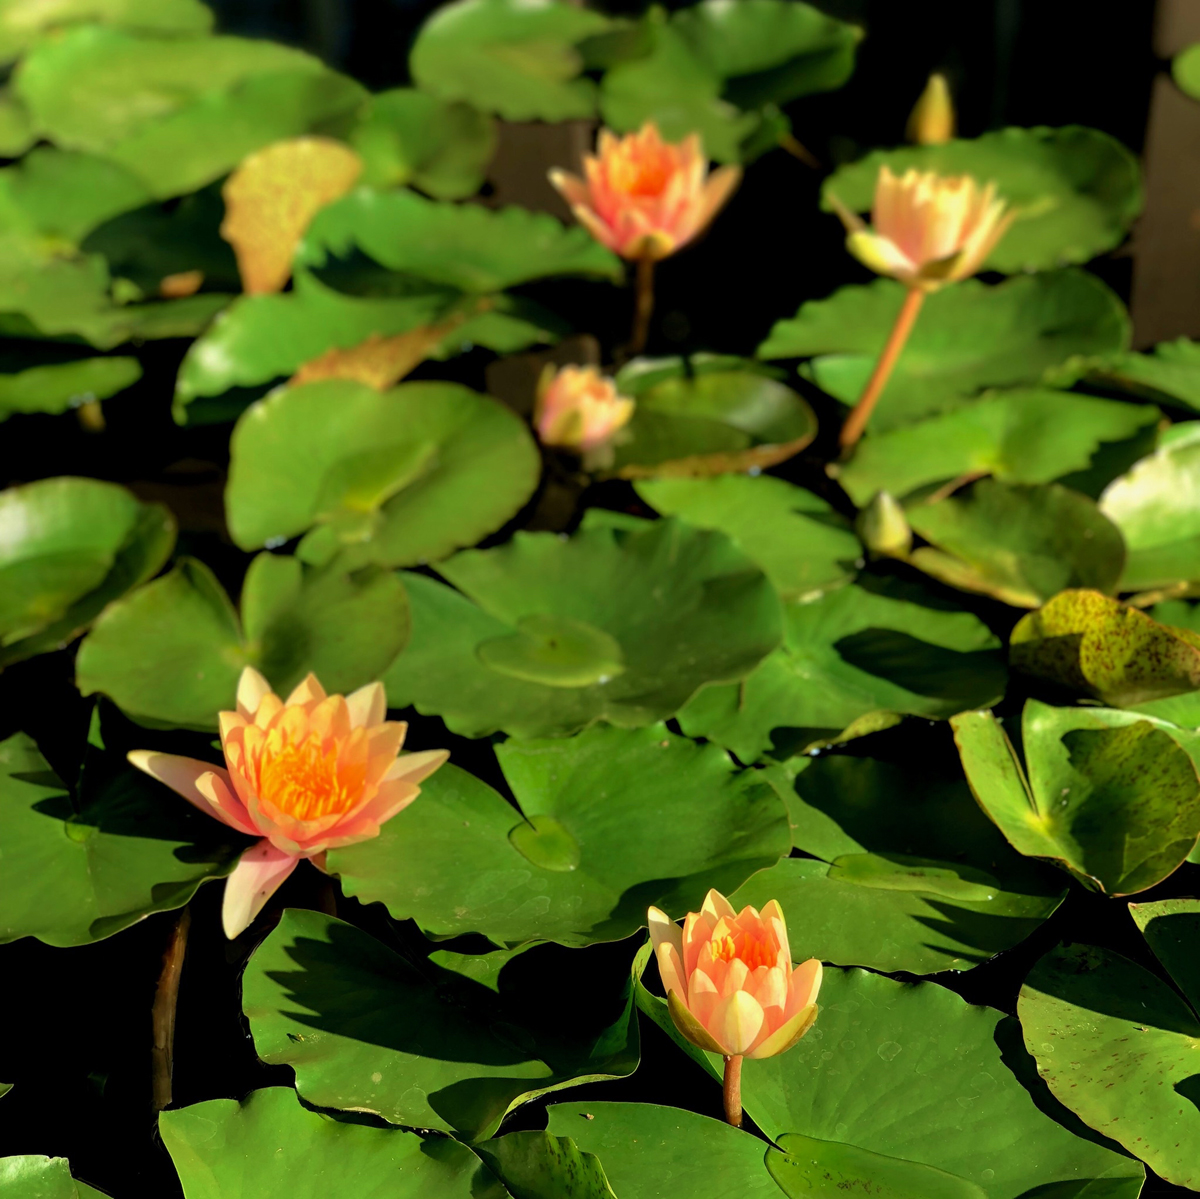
top-left (549, 122), bottom-right (741, 261)
top-left (129, 667), bottom-right (447, 939)
top-left (534, 365), bottom-right (635, 459)
top-left (648, 890), bottom-right (822, 1059)
top-left (830, 166), bottom-right (1014, 290)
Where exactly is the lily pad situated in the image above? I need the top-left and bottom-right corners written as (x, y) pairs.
top-left (329, 722), bottom-right (790, 946)
top-left (1009, 588), bottom-right (1200, 706)
top-left (635, 475), bottom-right (860, 601)
top-left (1174, 42), bottom-right (1200, 100)
top-left (638, 964), bottom-right (1143, 1199)
top-left (904, 479), bottom-right (1125, 607)
top-left (953, 700), bottom-right (1200, 895)
top-left (758, 270), bottom-right (1129, 433)
top-left (730, 741), bottom-right (1064, 974)
top-left (349, 89), bottom-right (496, 199)
top-left (545, 1103), bottom-right (781, 1197)
top-left (1099, 422), bottom-right (1200, 590)
top-left (822, 126), bottom-right (1143, 274)
top-left (243, 909), bottom-right (639, 1139)
top-left (0, 1157), bottom-right (81, 1199)
top-left (0, 476), bottom-right (174, 668)
top-left (1133, 599), bottom-right (1200, 727)
top-left (0, 716), bottom-right (242, 947)
top-left (160, 1085), bottom-right (499, 1198)
top-left (76, 553), bottom-right (410, 730)
top-left (225, 379), bottom-right (540, 568)
top-left (15, 26), bottom-right (368, 198)
top-left (1019, 934), bottom-right (1200, 1191)
top-left (677, 576), bottom-right (1005, 762)
top-left (410, 0), bottom-right (610, 122)
top-left (1086, 336), bottom-right (1200, 411)
top-left (837, 389), bottom-right (1160, 507)
top-left (475, 1131), bottom-right (617, 1199)
top-left (382, 519), bottom-right (782, 738)
top-left (0, 357), bottom-right (141, 421)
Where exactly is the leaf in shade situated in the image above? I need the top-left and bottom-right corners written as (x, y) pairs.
top-left (330, 723), bottom-right (790, 946)
top-left (475, 1131), bottom-right (617, 1199)
top-left (1009, 588), bottom-right (1200, 705)
top-left (0, 358), bottom-right (141, 421)
top-left (953, 700), bottom-right (1200, 894)
top-left (242, 910), bottom-right (639, 1138)
top-left (1086, 336), bottom-right (1200, 411)
top-left (758, 270), bottom-right (1129, 433)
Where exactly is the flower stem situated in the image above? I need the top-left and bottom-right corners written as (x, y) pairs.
top-left (151, 905), bottom-right (191, 1112)
top-left (839, 286), bottom-right (926, 453)
top-left (723, 1054), bottom-right (743, 1128)
top-left (628, 255), bottom-right (656, 357)
top-left (778, 132), bottom-right (821, 170)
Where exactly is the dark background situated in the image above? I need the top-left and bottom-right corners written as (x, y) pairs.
top-left (0, 2), bottom-right (1192, 1196)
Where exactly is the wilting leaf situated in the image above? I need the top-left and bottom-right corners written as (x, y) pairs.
top-left (289, 321), bottom-right (460, 390)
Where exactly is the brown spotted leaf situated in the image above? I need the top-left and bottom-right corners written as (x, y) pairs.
top-left (221, 136), bottom-right (362, 295)
top-left (290, 320), bottom-right (461, 391)
top-left (1010, 588), bottom-right (1200, 707)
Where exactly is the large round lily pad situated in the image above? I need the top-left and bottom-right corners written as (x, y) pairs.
top-left (160, 1085), bottom-right (498, 1198)
top-left (330, 722), bottom-right (790, 946)
top-left (677, 576), bottom-right (1005, 762)
top-left (226, 379), bottom-right (540, 569)
top-left (822, 126), bottom-right (1143, 274)
top-left (76, 553), bottom-right (409, 730)
top-left (383, 518), bottom-right (782, 739)
top-left (758, 270), bottom-right (1129, 433)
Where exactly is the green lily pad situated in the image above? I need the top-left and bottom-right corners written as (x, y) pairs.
top-left (299, 187), bottom-right (622, 293)
top-left (15, 27), bottom-right (367, 199)
top-left (350, 89), bottom-right (496, 199)
top-left (0, 476), bottom-right (174, 668)
top-left (954, 700), bottom-right (1200, 894)
top-left (383, 519), bottom-right (782, 738)
top-left (904, 479), bottom-right (1125, 607)
top-left (837, 389), bottom-right (1159, 506)
top-left (758, 270), bottom-right (1129, 433)
top-left (1098, 423), bottom-right (1200, 590)
top-left (1174, 42), bottom-right (1200, 100)
top-left (545, 1103), bottom-right (781, 1197)
top-left (1133, 599), bottom-right (1200, 726)
top-left (243, 909), bottom-right (638, 1139)
top-left (330, 722), bottom-right (790, 946)
top-left (0, 715), bottom-right (242, 948)
top-left (0, 90), bottom-right (35, 156)
top-left (0, 1157), bottom-right (81, 1199)
top-left (1009, 588), bottom-right (1200, 706)
top-left (0, 0), bottom-right (212, 64)
top-left (0, 357), bottom-right (141, 421)
top-left (677, 576), bottom-right (1005, 762)
top-left (730, 741), bottom-right (1064, 974)
top-left (822, 126), bottom-right (1143, 273)
top-left (638, 963), bottom-right (1144, 1199)
top-left (635, 475), bottom-right (860, 601)
top-left (1086, 337), bottom-right (1200, 411)
top-left (1019, 935), bottom-right (1200, 1191)
top-left (76, 553), bottom-right (409, 730)
top-left (160, 1085), bottom-right (499, 1198)
top-left (479, 615), bottom-right (626, 688)
top-left (410, 0), bottom-right (610, 122)
top-left (475, 1131), bottom-right (617, 1199)
top-left (225, 379), bottom-right (540, 569)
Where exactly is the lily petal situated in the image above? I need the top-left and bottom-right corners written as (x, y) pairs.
top-left (222, 840), bottom-right (299, 939)
top-left (128, 751), bottom-right (252, 834)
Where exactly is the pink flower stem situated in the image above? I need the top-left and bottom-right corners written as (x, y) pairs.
top-left (723, 1054), bottom-right (744, 1128)
top-left (839, 285), bottom-right (926, 454)
top-left (628, 255), bottom-right (656, 357)
top-left (151, 905), bottom-right (191, 1112)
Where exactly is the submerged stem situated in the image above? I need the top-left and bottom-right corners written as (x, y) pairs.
top-left (838, 285), bottom-right (926, 453)
top-left (723, 1054), bottom-right (744, 1128)
top-left (628, 255), bottom-right (656, 358)
top-left (151, 906), bottom-right (191, 1112)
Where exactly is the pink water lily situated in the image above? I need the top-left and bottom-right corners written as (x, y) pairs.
top-left (534, 364), bottom-right (635, 457)
top-left (129, 666), bottom-right (447, 938)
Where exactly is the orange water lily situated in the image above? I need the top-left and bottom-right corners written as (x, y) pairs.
top-left (534, 364), bottom-right (635, 461)
top-left (831, 165), bottom-right (1014, 291)
top-left (549, 122), bottom-right (741, 262)
top-left (129, 667), bottom-right (447, 939)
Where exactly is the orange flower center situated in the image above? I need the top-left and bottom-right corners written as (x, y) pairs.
top-left (711, 932), bottom-right (775, 972)
top-left (613, 149), bottom-right (673, 198)
top-left (257, 736), bottom-right (363, 822)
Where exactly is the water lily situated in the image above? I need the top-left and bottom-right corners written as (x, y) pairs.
top-left (648, 889), bottom-right (822, 1126)
top-left (534, 364), bottom-right (635, 465)
top-left (129, 667), bottom-right (447, 939)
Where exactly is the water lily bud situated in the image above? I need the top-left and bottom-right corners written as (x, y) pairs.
top-left (534, 365), bottom-right (635, 455)
top-left (858, 490), bottom-right (913, 557)
top-left (830, 166), bottom-right (1014, 291)
top-left (549, 122), bottom-right (741, 262)
top-left (907, 73), bottom-right (955, 145)
top-left (648, 890), bottom-right (822, 1060)
top-left (130, 667), bottom-right (447, 939)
